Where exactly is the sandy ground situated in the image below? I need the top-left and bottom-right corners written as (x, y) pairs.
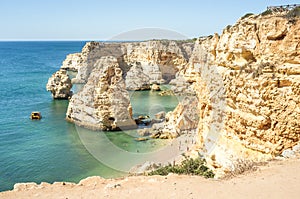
top-left (1, 157), bottom-right (300, 199)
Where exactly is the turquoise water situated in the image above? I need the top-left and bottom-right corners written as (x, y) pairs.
top-left (0, 42), bottom-right (179, 191)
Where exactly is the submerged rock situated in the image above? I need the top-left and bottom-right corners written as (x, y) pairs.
top-left (66, 56), bottom-right (136, 131)
top-left (159, 90), bottom-right (174, 96)
top-left (46, 69), bottom-right (72, 99)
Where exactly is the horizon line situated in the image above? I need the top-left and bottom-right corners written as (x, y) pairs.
top-left (0, 38), bottom-right (198, 42)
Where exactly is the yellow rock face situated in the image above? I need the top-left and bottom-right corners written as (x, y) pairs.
top-left (178, 13), bottom-right (300, 173)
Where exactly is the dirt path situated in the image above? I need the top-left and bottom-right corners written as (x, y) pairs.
top-left (1, 157), bottom-right (300, 199)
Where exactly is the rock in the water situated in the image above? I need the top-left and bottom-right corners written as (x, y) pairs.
top-left (151, 84), bottom-right (161, 91)
top-left (137, 128), bottom-right (152, 136)
top-left (159, 90), bottom-right (174, 96)
top-left (46, 69), bottom-right (72, 99)
top-left (66, 56), bottom-right (136, 131)
top-left (135, 137), bottom-right (149, 141)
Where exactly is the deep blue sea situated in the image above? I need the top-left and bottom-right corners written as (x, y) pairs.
top-left (0, 42), bottom-right (179, 191)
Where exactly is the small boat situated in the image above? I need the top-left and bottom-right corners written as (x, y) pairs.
top-left (30, 112), bottom-right (42, 120)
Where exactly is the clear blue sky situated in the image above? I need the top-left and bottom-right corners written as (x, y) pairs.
top-left (0, 0), bottom-right (298, 40)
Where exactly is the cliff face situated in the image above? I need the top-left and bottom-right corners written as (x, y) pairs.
top-left (59, 41), bottom-right (193, 87)
top-left (50, 40), bottom-right (193, 131)
top-left (66, 56), bottom-right (136, 131)
top-left (123, 41), bottom-right (192, 84)
top-left (47, 11), bottom-right (300, 175)
top-left (175, 13), bottom-right (300, 174)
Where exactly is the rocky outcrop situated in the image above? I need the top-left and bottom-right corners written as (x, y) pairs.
top-left (47, 40), bottom-right (194, 132)
top-left (46, 69), bottom-right (72, 99)
top-left (141, 96), bottom-right (199, 139)
top-left (61, 42), bottom-right (125, 84)
top-left (61, 53), bottom-right (84, 71)
top-left (49, 40), bottom-right (193, 91)
top-left (140, 11), bottom-right (300, 176)
top-left (171, 12), bottom-right (300, 175)
top-left (66, 56), bottom-right (136, 131)
top-left (46, 10), bottom-right (300, 176)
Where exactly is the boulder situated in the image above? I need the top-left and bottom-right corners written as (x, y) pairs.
top-left (151, 84), bottom-right (161, 91)
top-left (137, 128), bottom-right (152, 136)
top-left (46, 69), bottom-right (72, 99)
top-left (159, 90), bottom-right (174, 96)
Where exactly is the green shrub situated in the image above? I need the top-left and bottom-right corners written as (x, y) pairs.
top-left (261, 9), bottom-right (273, 16)
top-left (286, 6), bottom-right (300, 18)
top-left (241, 13), bottom-right (254, 20)
top-left (148, 157), bottom-right (215, 178)
top-left (225, 25), bottom-right (232, 32)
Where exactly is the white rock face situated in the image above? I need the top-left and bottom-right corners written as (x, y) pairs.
top-left (66, 56), bottom-right (136, 131)
top-left (46, 69), bottom-right (72, 99)
top-left (125, 63), bottom-right (151, 90)
top-left (48, 40), bottom-right (193, 95)
top-left (61, 53), bottom-right (84, 71)
top-left (47, 40), bottom-right (194, 133)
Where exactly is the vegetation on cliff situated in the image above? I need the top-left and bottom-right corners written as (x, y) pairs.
top-left (148, 157), bottom-right (215, 178)
top-left (286, 6), bottom-right (300, 18)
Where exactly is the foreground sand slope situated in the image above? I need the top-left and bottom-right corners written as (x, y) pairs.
top-left (1, 157), bottom-right (300, 199)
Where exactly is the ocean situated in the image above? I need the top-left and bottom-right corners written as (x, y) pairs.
top-left (0, 41), bottom-right (179, 191)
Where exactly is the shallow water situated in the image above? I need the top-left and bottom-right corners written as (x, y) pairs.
top-left (0, 42), bottom-right (179, 191)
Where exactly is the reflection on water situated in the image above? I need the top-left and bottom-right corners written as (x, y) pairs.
top-left (129, 85), bottom-right (179, 118)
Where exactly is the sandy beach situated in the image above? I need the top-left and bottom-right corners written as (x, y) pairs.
top-left (1, 156), bottom-right (300, 199)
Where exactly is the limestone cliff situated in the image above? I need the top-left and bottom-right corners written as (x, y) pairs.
top-left (46, 9), bottom-right (300, 176)
top-left (123, 41), bottom-right (192, 85)
top-left (174, 11), bottom-right (300, 175)
top-left (48, 40), bottom-right (193, 130)
top-left (66, 56), bottom-right (136, 131)
top-left (56, 40), bottom-right (193, 87)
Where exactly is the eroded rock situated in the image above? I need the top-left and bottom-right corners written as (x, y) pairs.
top-left (46, 69), bottom-right (72, 99)
top-left (66, 56), bottom-right (136, 131)
top-left (125, 63), bottom-right (150, 90)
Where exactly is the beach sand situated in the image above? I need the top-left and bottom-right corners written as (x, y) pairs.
top-left (1, 156), bottom-right (300, 199)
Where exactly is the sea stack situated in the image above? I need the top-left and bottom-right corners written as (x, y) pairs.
top-left (66, 56), bottom-right (136, 131)
top-left (46, 69), bottom-right (72, 99)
